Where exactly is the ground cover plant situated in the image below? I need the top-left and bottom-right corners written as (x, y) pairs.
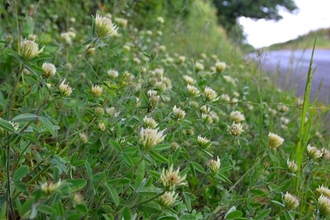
top-left (0, 1), bottom-right (330, 219)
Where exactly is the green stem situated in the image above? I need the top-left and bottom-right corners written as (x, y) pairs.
top-left (131, 191), bottom-right (166, 209)
top-left (295, 37), bottom-right (317, 193)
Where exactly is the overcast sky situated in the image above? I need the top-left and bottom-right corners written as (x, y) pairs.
top-left (239, 0), bottom-right (330, 48)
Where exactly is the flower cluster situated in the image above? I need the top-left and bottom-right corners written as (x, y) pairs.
top-left (41, 180), bottom-right (62, 195)
top-left (160, 165), bottom-right (186, 190)
top-left (283, 192), bottom-right (299, 210)
top-left (41, 63), bottom-right (56, 78)
top-left (20, 39), bottom-right (43, 60)
top-left (207, 157), bottom-right (221, 174)
top-left (139, 128), bottom-right (165, 151)
top-left (95, 14), bottom-right (118, 38)
top-left (268, 132), bottom-right (284, 150)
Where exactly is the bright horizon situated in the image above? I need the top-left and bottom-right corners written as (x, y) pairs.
top-left (239, 0), bottom-right (330, 48)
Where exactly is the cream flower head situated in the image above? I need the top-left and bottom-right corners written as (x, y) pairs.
top-left (160, 165), bottom-right (186, 190)
top-left (41, 63), bottom-right (56, 78)
top-left (20, 39), bottom-right (44, 60)
top-left (95, 14), bottom-right (118, 37)
top-left (139, 128), bottom-right (165, 151)
top-left (268, 132), bottom-right (284, 150)
top-left (283, 192), bottom-right (299, 210)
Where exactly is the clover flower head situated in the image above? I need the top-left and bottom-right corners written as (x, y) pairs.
top-left (283, 192), bottom-right (299, 210)
top-left (230, 110), bottom-right (245, 123)
top-left (187, 85), bottom-right (200, 97)
top-left (95, 14), bottom-right (118, 37)
top-left (286, 159), bottom-right (298, 173)
top-left (220, 94), bottom-right (230, 102)
top-left (197, 135), bottom-right (211, 147)
top-left (80, 133), bottom-right (88, 143)
top-left (157, 17), bottom-right (165, 24)
top-left (215, 61), bottom-right (226, 72)
top-left (107, 69), bottom-right (119, 79)
top-left (317, 185), bottom-right (330, 198)
top-left (59, 79), bottom-right (72, 96)
top-left (228, 122), bottom-right (243, 136)
top-left (42, 62), bottom-right (56, 78)
top-left (160, 165), bottom-right (186, 190)
top-left (41, 180), bottom-right (61, 195)
top-left (159, 191), bottom-right (177, 207)
top-left (139, 128), bottom-right (165, 151)
top-left (318, 194), bottom-right (330, 217)
top-left (114, 17), bottom-right (128, 28)
top-left (307, 144), bottom-right (323, 159)
top-left (268, 132), bottom-right (284, 150)
top-left (204, 87), bottom-right (218, 101)
top-left (173, 105), bottom-right (186, 120)
top-left (207, 157), bottom-right (221, 174)
top-left (195, 62), bottom-right (204, 71)
top-left (20, 39), bottom-right (43, 60)
top-left (183, 75), bottom-right (195, 85)
top-left (91, 85), bottom-right (103, 97)
top-left (143, 116), bottom-right (158, 128)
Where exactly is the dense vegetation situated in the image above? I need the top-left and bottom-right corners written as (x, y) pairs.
top-left (266, 28), bottom-right (330, 50)
top-left (0, 1), bottom-right (329, 219)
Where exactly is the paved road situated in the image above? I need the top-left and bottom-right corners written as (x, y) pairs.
top-left (249, 49), bottom-right (330, 103)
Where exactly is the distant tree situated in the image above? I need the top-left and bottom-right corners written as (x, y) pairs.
top-left (212, 0), bottom-right (298, 31)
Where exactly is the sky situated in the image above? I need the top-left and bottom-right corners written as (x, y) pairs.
top-left (238, 0), bottom-right (330, 48)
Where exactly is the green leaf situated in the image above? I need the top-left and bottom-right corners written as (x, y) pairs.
top-left (138, 201), bottom-right (161, 214)
top-left (54, 201), bottom-right (64, 216)
top-left (107, 178), bottom-right (131, 186)
top-left (39, 117), bottom-right (56, 136)
top-left (120, 206), bottom-right (132, 220)
top-left (75, 204), bottom-right (88, 214)
top-left (157, 217), bottom-right (177, 220)
top-left (190, 162), bottom-right (205, 173)
top-left (149, 150), bottom-right (168, 163)
top-left (271, 200), bottom-right (284, 208)
top-left (122, 153), bottom-right (133, 167)
top-left (137, 186), bottom-right (162, 196)
top-left (183, 192), bottom-right (193, 212)
top-left (0, 118), bottom-right (15, 133)
top-left (217, 173), bottom-right (232, 184)
top-left (38, 204), bottom-right (54, 215)
top-left (0, 202), bottom-right (6, 220)
top-left (21, 134), bottom-right (40, 145)
top-left (109, 139), bottom-right (122, 151)
top-left (66, 213), bottom-right (84, 220)
top-left (8, 52), bottom-right (23, 63)
top-left (152, 143), bottom-right (171, 151)
top-left (201, 149), bottom-right (213, 158)
top-left (135, 160), bottom-right (145, 189)
top-left (20, 198), bottom-right (34, 217)
top-left (180, 215), bottom-right (197, 220)
top-left (105, 183), bottom-right (120, 207)
top-left (255, 208), bottom-right (271, 220)
top-left (13, 165), bottom-right (29, 181)
top-left (67, 179), bottom-right (87, 192)
top-left (92, 172), bottom-right (104, 182)
top-left (85, 162), bottom-right (93, 178)
top-left (12, 113), bottom-right (38, 122)
top-left (102, 214), bottom-right (113, 220)
top-left (14, 182), bottom-right (27, 192)
top-left (250, 189), bottom-right (267, 196)
top-left (72, 159), bottom-right (87, 167)
top-left (226, 210), bottom-right (243, 219)
top-left (149, 170), bottom-right (160, 179)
